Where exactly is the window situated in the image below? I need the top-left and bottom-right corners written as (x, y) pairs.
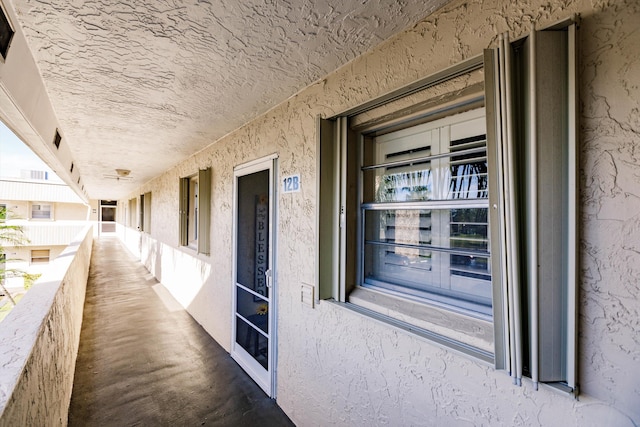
top-left (140, 192), bottom-right (151, 233)
top-left (188, 177), bottom-right (198, 245)
top-left (31, 203), bottom-right (52, 220)
top-left (0, 203), bottom-right (6, 221)
top-left (179, 167), bottom-right (211, 254)
top-left (318, 21), bottom-right (578, 394)
top-left (128, 197), bottom-right (137, 228)
top-left (31, 249), bottom-right (50, 264)
top-left (52, 130), bottom-right (61, 149)
top-left (128, 198), bottom-right (136, 228)
top-left (362, 108), bottom-right (491, 315)
top-left (320, 100), bottom-right (495, 356)
top-left (0, 2), bottom-right (14, 60)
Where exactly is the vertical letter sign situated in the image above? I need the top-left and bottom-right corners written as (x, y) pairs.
top-left (254, 195), bottom-right (268, 298)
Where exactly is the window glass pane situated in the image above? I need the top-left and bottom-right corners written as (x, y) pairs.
top-left (236, 287), bottom-right (268, 334)
top-left (449, 135), bottom-right (488, 200)
top-left (188, 178), bottom-right (199, 245)
top-left (364, 209), bottom-right (432, 246)
top-left (365, 242), bottom-right (433, 288)
top-left (0, 6), bottom-right (14, 60)
top-left (363, 133), bottom-right (488, 203)
top-left (364, 207), bottom-right (491, 307)
top-left (363, 123), bottom-right (434, 204)
top-left (449, 208), bottom-right (491, 299)
top-left (360, 108), bottom-right (491, 314)
top-left (31, 249), bottom-right (50, 263)
top-left (364, 242), bottom-right (491, 310)
top-left (235, 317), bottom-right (268, 369)
top-left (31, 204), bottom-right (51, 219)
top-left (363, 164), bottom-right (434, 203)
top-left (129, 198), bottom-right (137, 227)
top-left (364, 159), bottom-right (489, 203)
top-left (450, 208), bottom-right (488, 251)
top-left (236, 170), bottom-right (270, 298)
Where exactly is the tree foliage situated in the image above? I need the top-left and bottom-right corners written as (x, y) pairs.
top-left (0, 206), bottom-right (30, 306)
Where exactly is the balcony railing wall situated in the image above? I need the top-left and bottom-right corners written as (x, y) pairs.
top-left (0, 225), bottom-right (93, 427)
top-left (18, 221), bottom-right (89, 246)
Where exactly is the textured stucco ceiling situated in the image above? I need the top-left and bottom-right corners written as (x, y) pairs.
top-left (11, 0), bottom-right (449, 200)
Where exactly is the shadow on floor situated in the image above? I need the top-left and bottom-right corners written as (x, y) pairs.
top-left (68, 237), bottom-right (294, 426)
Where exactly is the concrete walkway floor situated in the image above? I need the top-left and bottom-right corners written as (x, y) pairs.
top-left (68, 237), bottom-right (294, 426)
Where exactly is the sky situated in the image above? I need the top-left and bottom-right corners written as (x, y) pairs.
top-left (0, 120), bottom-right (62, 181)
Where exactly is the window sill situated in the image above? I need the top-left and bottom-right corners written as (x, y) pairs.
top-left (348, 286), bottom-right (494, 356)
top-left (178, 244), bottom-right (210, 260)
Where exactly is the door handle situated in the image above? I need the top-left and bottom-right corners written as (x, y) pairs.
top-left (265, 269), bottom-right (273, 288)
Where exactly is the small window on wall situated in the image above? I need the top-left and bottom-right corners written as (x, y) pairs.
top-left (187, 176), bottom-right (199, 246)
top-left (0, 203), bottom-right (6, 221)
top-left (31, 249), bottom-right (50, 264)
top-left (140, 192), bottom-right (152, 233)
top-left (0, 2), bottom-right (14, 60)
top-left (31, 203), bottom-right (52, 219)
top-left (179, 167), bottom-right (211, 255)
top-left (128, 198), bottom-right (137, 228)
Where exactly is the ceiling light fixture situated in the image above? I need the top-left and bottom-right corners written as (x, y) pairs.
top-left (103, 169), bottom-right (133, 181)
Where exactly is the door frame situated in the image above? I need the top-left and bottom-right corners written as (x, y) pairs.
top-left (99, 202), bottom-right (117, 235)
top-left (231, 153), bottom-right (278, 397)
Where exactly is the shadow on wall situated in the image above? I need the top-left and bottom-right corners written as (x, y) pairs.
top-left (138, 233), bottom-right (230, 349)
top-left (140, 234), bottom-right (211, 308)
top-left (142, 234), bottom-right (163, 284)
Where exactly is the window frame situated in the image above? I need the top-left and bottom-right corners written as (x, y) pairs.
top-left (357, 107), bottom-right (493, 318)
top-left (30, 203), bottom-right (53, 220)
top-left (318, 19), bottom-right (578, 395)
top-left (179, 167), bottom-right (211, 255)
top-left (128, 197), bottom-right (137, 229)
top-left (0, 1), bottom-right (14, 61)
top-left (139, 192), bottom-right (151, 233)
top-left (30, 249), bottom-right (50, 264)
top-left (188, 176), bottom-right (199, 247)
top-left (350, 100), bottom-right (497, 359)
top-left (317, 56), bottom-right (497, 360)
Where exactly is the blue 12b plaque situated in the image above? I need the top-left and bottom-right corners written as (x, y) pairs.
top-left (282, 174), bottom-right (301, 193)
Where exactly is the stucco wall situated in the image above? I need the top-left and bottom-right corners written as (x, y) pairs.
top-left (2, 202), bottom-right (87, 221)
top-left (123, 1), bottom-right (639, 425)
top-left (52, 202), bottom-right (89, 221)
top-left (0, 200), bottom-right (88, 223)
top-left (0, 200), bottom-right (28, 219)
top-left (0, 226), bottom-right (93, 427)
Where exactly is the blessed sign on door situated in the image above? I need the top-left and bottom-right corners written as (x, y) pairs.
top-left (254, 194), bottom-right (268, 297)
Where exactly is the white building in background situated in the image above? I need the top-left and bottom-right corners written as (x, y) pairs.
top-left (0, 173), bottom-right (89, 288)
